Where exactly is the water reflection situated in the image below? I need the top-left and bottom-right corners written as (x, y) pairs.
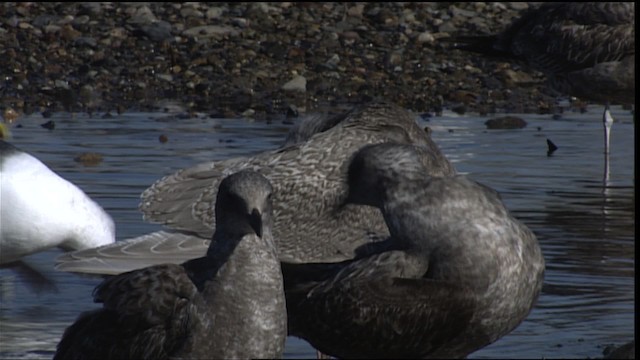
top-left (0, 106), bottom-right (634, 359)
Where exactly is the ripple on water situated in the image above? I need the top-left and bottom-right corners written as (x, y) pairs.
top-left (1, 106), bottom-right (634, 359)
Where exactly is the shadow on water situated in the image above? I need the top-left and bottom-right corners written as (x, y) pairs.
top-left (0, 106), bottom-right (634, 359)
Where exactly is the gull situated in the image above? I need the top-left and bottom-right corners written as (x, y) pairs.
top-left (54, 170), bottom-right (287, 360)
top-left (56, 101), bottom-right (456, 275)
top-left (0, 140), bottom-right (115, 265)
top-left (284, 143), bottom-right (545, 358)
top-left (448, 2), bottom-right (635, 180)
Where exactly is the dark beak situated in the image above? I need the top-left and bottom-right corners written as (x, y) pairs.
top-left (248, 208), bottom-right (263, 238)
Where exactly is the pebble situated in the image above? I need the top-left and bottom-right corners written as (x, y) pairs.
top-left (182, 25), bottom-right (239, 38)
top-left (485, 116), bottom-right (527, 129)
top-left (0, 2), bottom-right (557, 118)
top-left (74, 152), bottom-right (104, 166)
top-left (282, 75), bottom-right (307, 92)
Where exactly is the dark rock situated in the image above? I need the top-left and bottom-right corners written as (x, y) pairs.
top-left (485, 116), bottom-right (527, 129)
top-left (451, 104), bottom-right (467, 115)
top-left (40, 120), bottom-right (55, 130)
top-left (546, 138), bottom-right (558, 156)
top-left (135, 21), bottom-right (173, 42)
top-left (32, 14), bottom-right (60, 28)
top-left (73, 36), bottom-right (97, 48)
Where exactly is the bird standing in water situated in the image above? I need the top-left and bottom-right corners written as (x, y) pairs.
top-left (54, 170), bottom-right (287, 360)
top-left (284, 143), bottom-right (545, 358)
top-left (448, 2), bottom-right (635, 181)
top-left (56, 101), bottom-right (456, 275)
top-left (0, 140), bottom-right (115, 265)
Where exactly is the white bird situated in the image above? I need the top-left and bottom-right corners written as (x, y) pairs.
top-left (0, 140), bottom-right (115, 265)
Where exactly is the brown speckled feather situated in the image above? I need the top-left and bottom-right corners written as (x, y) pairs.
top-left (56, 102), bottom-right (456, 276)
top-left (140, 102), bottom-right (455, 264)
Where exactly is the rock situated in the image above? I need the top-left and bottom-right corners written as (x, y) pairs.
top-left (136, 21), bottom-right (173, 42)
top-left (73, 36), bottom-right (97, 48)
top-left (450, 5), bottom-right (477, 18)
top-left (417, 31), bottom-right (435, 44)
top-left (74, 152), bottom-right (104, 166)
top-left (282, 75), bottom-right (307, 92)
top-left (448, 90), bottom-right (479, 105)
top-left (41, 120), bottom-right (55, 130)
top-left (206, 7), bottom-right (225, 20)
top-left (347, 4), bottom-right (365, 18)
top-left (0, 2), bottom-right (561, 117)
top-left (500, 69), bottom-right (538, 86)
top-left (72, 15), bottom-right (90, 26)
top-left (438, 20), bottom-right (458, 33)
top-left (180, 7), bottom-right (204, 19)
top-left (242, 108), bottom-right (255, 118)
top-left (451, 104), bottom-right (467, 115)
top-left (32, 14), bottom-right (60, 28)
top-left (126, 5), bottom-right (158, 24)
top-left (485, 116), bottom-right (528, 129)
top-left (78, 3), bottom-right (103, 16)
top-left (2, 108), bottom-right (20, 123)
top-left (324, 54), bottom-right (340, 70)
top-left (182, 25), bottom-right (239, 38)
top-left (509, 3), bottom-right (531, 11)
top-left (59, 23), bottom-right (82, 40)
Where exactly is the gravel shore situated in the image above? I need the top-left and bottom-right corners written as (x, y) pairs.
top-left (1, 2), bottom-right (563, 120)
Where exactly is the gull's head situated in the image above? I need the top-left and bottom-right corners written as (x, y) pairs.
top-left (345, 143), bottom-right (428, 208)
top-left (214, 170), bottom-right (274, 239)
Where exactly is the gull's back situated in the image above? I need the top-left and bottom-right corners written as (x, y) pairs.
top-left (140, 101), bottom-right (456, 264)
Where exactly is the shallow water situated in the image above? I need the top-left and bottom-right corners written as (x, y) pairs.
top-left (0, 105), bottom-right (634, 359)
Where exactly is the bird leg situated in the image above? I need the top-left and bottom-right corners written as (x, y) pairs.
top-left (603, 103), bottom-right (613, 155)
top-left (602, 103), bottom-right (613, 184)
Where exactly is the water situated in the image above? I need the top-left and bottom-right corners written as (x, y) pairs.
top-left (0, 105), bottom-right (634, 359)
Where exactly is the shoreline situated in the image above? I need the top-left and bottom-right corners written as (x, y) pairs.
top-left (0, 2), bottom-right (570, 120)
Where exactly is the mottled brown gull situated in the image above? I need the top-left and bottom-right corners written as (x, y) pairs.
top-left (283, 143), bottom-right (545, 359)
top-left (56, 101), bottom-right (456, 275)
top-left (448, 2), bottom-right (634, 163)
top-left (54, 170), bottom-right (286, 360)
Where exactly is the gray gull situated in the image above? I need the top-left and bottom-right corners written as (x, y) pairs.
top-left (54, 170), bottom-right (286, 360)
top-left (283, 143), bottom-right (545, 358)
top-left (447, 2), bottom-right (635, 177)
top-left (56, 101), bottom-right (456, 275)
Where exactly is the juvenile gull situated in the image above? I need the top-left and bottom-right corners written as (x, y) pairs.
top-left (282, 111), bottom-right (347, 146)
top-left (0, 140), bottom-right (115, 265)
top-left (56, 101), bottom-right (456, 275)
top-left (283, 143), bottom-right (545, 358)
top-left (447, 2), bottom-right (635, 170)
top-left (54, 170), bottom-right (286, 360)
